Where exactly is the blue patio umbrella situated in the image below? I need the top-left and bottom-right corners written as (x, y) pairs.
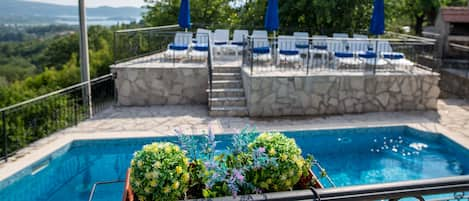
top-left (264, 0), bottom-right (279, 32)
top-left (178, 0), bottom-right (191, 30)
top-left (369, 0), bottom-right (385, 35)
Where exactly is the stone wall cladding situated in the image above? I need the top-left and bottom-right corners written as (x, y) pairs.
top-left (439, 69), bottom-right (469, 99)
top-left (113, 67), bottom-right (208, 106)
top-left (242, 70), bottom-right (440, 117)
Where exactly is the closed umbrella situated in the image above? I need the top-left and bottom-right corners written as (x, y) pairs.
top-left (369, 0), bottom-right (385, 74)
top-left (178, 0), bottom-right (191, 31)
top-left (265, 0), bottom-right (279, 62)
top-left (369, 0), bottom-right (385, 35)
top-left (264, 0), bottom-right (279, 34)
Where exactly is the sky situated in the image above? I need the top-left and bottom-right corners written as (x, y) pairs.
top-left (25, 0), bottom-right (147, 8)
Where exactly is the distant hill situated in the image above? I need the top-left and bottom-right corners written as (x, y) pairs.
top-left (0, 0), bottom-right (144, 25)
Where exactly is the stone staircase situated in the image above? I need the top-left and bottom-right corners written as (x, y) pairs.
top-left (208, 66), bottom-right (248, 117)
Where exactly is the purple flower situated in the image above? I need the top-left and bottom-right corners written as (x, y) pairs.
top-left (204, 161), bottom-right (217, 169)
top-left (257, 147), bottom-right (266, 153)
top-left (233, 169), bottom-right (244, 182)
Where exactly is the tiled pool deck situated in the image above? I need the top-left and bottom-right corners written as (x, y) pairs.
top-left (1, 99), bottom-right (469, 181)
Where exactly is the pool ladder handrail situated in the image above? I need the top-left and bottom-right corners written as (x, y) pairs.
top-left (312, 159), bottom-right (336, 188)
top-left (88, 180), bottom-right (125, 201)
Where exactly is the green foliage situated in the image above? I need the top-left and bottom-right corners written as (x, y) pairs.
top-left (40, 34), bottom-right (79, 70)
top-left (130, 143), bottom-right (191, 201)
top-left (143, 0), bottom-right (235, 27)
top-left (0, 57), bottom-right (36, 82)
top-left (0, 25), bottom-right (115, 107)
top-left (239, 0), bottom-right (373, 35)
top-left (187, 159), bottom-right (209, 198)
top-left (386, 0), bottom-right (469, 35)
top-left (246, 132), bottom-right (309, 192)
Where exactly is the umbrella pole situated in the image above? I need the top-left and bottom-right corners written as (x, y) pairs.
top-left (273, 30), bottom-right (277, 66)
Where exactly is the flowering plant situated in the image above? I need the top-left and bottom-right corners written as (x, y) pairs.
top-left (127, 126), bottom-right (320, 200)
top-left (246, 132), bottom-right (312, 192)
top-left (201, 126), bottom-right (278, 198)
top-left (129, 142), bottom-right (190, 201)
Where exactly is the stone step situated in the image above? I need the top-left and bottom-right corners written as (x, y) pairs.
top-left (212, 66), bottom-right (241, 74)
top-left (207, 88), bottom-right (245, 98)
top-left (209, 106), bottom-right (249, 117)
top-left (211, 80), bottom-right (242, 88)
top-left (212, 73), bottom-right (241, 81)
top-left (209, 97), bottom-right (246, 107)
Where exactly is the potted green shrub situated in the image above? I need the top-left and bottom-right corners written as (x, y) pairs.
top-left (246, 132), bottom-right (313, 192)
top-left (128, 142), bottom-right (190, 201)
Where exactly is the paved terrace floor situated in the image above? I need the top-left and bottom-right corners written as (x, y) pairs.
top-left (1, 99), bottom-right (469, 181)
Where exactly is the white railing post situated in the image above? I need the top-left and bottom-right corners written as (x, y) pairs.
top-left (79, 0), bottom-right (93, 118)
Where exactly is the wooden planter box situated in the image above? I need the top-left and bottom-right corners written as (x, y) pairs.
top-left (122, 168), bottom-right (323, 201)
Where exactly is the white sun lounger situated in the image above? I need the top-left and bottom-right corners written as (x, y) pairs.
top-left (308, 35), bottom-right (328, 66)
top-left (376, 40), bottom-right (414, 70)
top-left (333, 33), bottom-right (349, 38)
top-left (251, 30), bottom-right (271, 62)
top-left (353, 34), bottom-right (368, 39)
top-left (190, 29), bottom-right (212, 59)
top-left (213, 29), bottom-right (230, 55)
top-left (293, 32), bottom-right (309, 55)
top-left (277, 35), bottom-right (301, 65)
top-left (328, 40), bottom-right (363, 69)
top-left (164, 32), bottom-right (193, 59)
top-left (228, 30), bottom-right (249, 56)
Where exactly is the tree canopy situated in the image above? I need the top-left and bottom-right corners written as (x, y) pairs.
top-left (143, 0), bottom-right (469, 35)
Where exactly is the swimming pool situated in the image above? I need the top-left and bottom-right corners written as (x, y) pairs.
top-left (0, 126), bottom-right (467, 201)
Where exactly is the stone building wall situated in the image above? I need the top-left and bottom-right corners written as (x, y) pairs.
top-left (112, 67), bottom-right (208, 106)
top-left (242, 69), bottom-right (440, 117)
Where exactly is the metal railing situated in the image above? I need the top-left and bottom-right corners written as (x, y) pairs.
top-left (206, 175), bottom-right (469, 201)
top-left (0, 73), bottom-right (115, 162)
top-left (114, 28), bottom-right (213, 68)
top-left (207, 34), bottom-right (214, 111)
top-left (113, 24), bottom-right (183, 63)
top-left (243, 36), bottom-right (437, 75)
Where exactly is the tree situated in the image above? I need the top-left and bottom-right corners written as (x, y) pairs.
top-left (40, 33), bottom-right (79, 70)
top-left (388, 0), bottom-right (469, 35)
top-left (143, 0), bottom-right (235, 27)
top-left (239, 0), bottom-right (373, 35)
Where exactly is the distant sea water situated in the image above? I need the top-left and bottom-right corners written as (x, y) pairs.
top-left (55, 15), bottom-right (142, 26)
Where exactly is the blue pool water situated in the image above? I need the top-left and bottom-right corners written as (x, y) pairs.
top-left (0, 126), bottom-right (468, 201)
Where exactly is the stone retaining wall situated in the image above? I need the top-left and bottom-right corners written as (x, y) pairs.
top-left (112, 67), bottom-right (208, 106)
top-left (242, 69), bottom-right (440, 117)
top-left (439, 69), bottom-right (469, 99)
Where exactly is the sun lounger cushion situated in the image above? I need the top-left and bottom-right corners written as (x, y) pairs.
top-left (193, 45), bottom-right (208, 51)
top-left (358, 51), bottom-right (377, 59)
top-left (383, 53), bottom-right (405, 60)
top-left (215, 42), bottom-right (227, 45)
top-left (253, 47), bottom-right (270, 54)
top-left (232, 42), bottom-right (246, 46)
top-left (169, 44), bottom-right (189, 51)
top-left (295, 44), bottom-right (309, 49)
top-left (313, 45), bottom-right (327, 50)
top-left (335, 52), bottom-right (354, 58)
top-left (279, 50), bottom-right (299, 55)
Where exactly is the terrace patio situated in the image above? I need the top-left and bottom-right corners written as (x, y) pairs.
top-left (1, 99), bottom-right (469, 181)
top-left (111, 26), bottom-right (441, 118)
